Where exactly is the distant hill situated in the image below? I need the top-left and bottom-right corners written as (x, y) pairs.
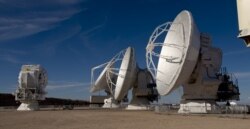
top-left (0, 93), bottom-right (89, 107)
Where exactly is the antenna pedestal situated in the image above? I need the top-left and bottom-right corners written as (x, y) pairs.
top-left (179, 79), bottom-right (221, 114)
top-left (17, 101), bottom-right (39, 111)
top-left (89, 95), bottom-right (109, 108)
top-left (127, 70), bottom-right (157, 110)
top-left (126, 95), bottom-right (150, 110)
top-left (178, 37), bottom-right (224, 114)
top-left (102, 97), bottom-right (120, 108)
top-left (178, 100), bottom-right (220, 114)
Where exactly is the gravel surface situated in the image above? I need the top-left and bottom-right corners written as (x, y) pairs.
top-left (0, 109), bottom-right (249, 129)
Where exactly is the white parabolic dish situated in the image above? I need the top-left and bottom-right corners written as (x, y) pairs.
top-left (114, 47), bottom-right (137, 100)
top-left (90, 61), bottom-right (113, 93)
top-left (156, 10), bottom-right (200, 95)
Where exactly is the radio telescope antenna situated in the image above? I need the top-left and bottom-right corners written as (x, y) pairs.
top-left (102, 47), bottom-right (137, 108)
top-left (15, 65), bottom-right (48, 111)
top-left (146, 10), bottom-right (240, 113)
top-left (106, 47), bottom-right (158, 110)
top-left (91, 47), bottom-right (158, 109)
top-left (146, 10), bottom-right (200, 96)
top-left (90, 49), bottom-right (126, 108)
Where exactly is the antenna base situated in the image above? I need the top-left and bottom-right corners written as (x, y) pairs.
top-left (102, 97), bottom-right (120, 108)
top-left (126, 104), bottom-right (151, 110)
top-left (126, 69), bottom-right (158, 110)
top-left (178, 100), bottom-right (221, 114)
top-left (126, 96), bottom-right (151, 110)
top-left (17, 101), bottom-right (39, 111)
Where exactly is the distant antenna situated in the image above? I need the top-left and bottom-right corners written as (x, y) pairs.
top-left (15, 65), bottom-right (48, 111)
top-left (91, 47), bottom-right (158, 109)
top-left (146, 10), bottom-right (240, 113)
top-left (90, 49), bottom-right (127, 108)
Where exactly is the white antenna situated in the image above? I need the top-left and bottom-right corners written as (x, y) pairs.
top-left (146, 10), bottom-right (200, 96)
top-left (90, 48), bottom-right (131, 108)
top-left (146, 10), bottom-right (240, 113)
top-left (15, 65), bottom-right (48, 111)
top-left (91, 47), bottom-right (158, 109)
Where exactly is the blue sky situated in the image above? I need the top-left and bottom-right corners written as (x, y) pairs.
top-left (0, 0), bottom-right (249, 103)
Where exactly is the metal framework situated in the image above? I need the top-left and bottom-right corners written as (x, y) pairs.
top-left (91, 61), bottom-right (110, 92)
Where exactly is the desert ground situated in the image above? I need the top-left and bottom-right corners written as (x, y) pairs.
top-left (0, 109), bottom-right (249, 129)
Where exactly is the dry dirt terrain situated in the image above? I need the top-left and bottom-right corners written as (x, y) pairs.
top-left (0, 109), bottom-right (249, 129)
